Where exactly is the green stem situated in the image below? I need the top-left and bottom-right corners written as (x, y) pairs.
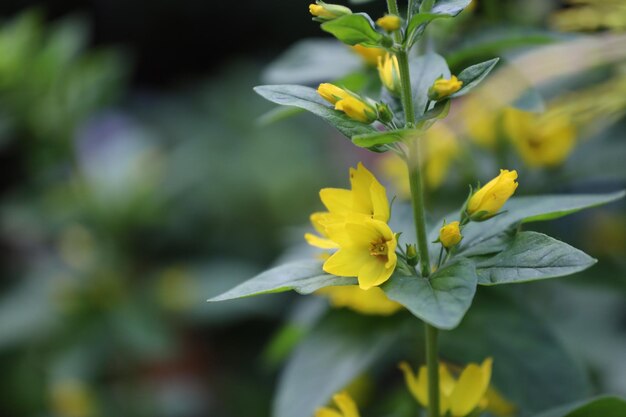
top-left (425, 323), bottom-right (440, 417)
top-left (396, 51), bottom-right (416, 127)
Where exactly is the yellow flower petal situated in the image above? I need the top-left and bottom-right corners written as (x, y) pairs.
top-left (357, 258), bottom-right (389, 290)
top-left (449, 358), bottom-right (493, 417)
top-left (324, 248), bottom-right (371, 277)
top-left (399, 362), bottom-right (429, 406)
top-left (317, 286), bottom-right (402, 315)
top-left (315, 407), bottom-right (343, 417)
top-left (333, 392), bottom-right (360, 417)
top-left (305, 233), bottom-right (339, 249)
top-left (320, 188), bottom-right (353, 214)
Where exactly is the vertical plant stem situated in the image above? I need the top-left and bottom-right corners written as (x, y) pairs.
top-left (387, 2), bottom-right (439, 417)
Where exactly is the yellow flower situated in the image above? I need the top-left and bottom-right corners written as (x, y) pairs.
top-left (429, 75), bottom-right (463, 100)
top-left (379, 123), bottom-right (459, 197)
top-left (318, 83), bottom-right (350, 105)
top-left (462, 97), bottom-right (501, 148)
top-left (399, 358), bottom-right (493, 417)
top-left (377, 53), bottom-right (401, 95)
top-left (335, 96), bottom-right (377, 123)
top-left (376, 14), bottom-right (401, 31)
top-left (467, 170), bottom-right (518, 220)
top-left (315, 391), bottom-right (360, 417)
top-left (309, 2), bottom-right (352, 20)
top-left (50, 379), bottom-right (96, 417)
top-left (439, 221), bottom-right (462, 248)
top-left (503, 108), bottom-right (576, 167)
top-left (317, 285), bottom-right (402, 315)
top-left (323, 216), bottom-right (397, 290)
top-left (305, 163), bottom-right (391, 250)
top-left (351, 45), bottom-right (386, 66)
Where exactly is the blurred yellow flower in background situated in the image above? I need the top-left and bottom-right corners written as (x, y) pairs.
top-left (317, 285), bottom-right (402, 315)
top-left (50, 379), bottom-right (96, 417)
top-left (399, 358), bottom-right (494, 417)
top-left (551, 0), bottom-right (626, 32)
top-left (503, 108), bottom-right (576, 167)
top-left (462, 96), bottom-right (502, 148)
top-left (351, 45), bottom-right (386, 66)
top-left (316, 391), bottom-right (360, 417)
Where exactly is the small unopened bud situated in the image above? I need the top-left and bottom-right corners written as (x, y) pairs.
top-left (428, 75), bottom-right (463, 101)
top-left (406, 244), bottom-right (418, 266)
top-left (376, 102), bottom-right (394, 124)
top-left (439, 221), bottom-right (462, 249)
top-left (309, 1), bottom-right (352, 21)
top-left (376, 14), bottom-right (401, 32)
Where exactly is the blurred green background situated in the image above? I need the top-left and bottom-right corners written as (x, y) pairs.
top-left (0, 1), bottom-right (624, 416)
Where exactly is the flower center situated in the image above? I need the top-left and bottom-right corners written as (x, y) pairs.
top-left (370, 241), bottom-right (388, 258)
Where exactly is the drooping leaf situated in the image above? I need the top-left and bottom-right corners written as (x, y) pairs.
top-left (451, 58), bottom-right (499, 97)
top-left (273, 311), bottom-right (402, 417)
top-left (416, 99), bottom-right (451, 126)
top-left (430, 0), bottom-right (473, 16)
top-left (475, 232), bottom-right (596, 285)
top-left (207, 260), bottom-right (356, 301)
top-left (533, 396), bottom-right (626, 417)
top-left (409, 53), bottom-right (451, 118)
top-left (382, 259), bottom-right (477, 330)
top-left (321, 13), bottom-right (383, 47)
top-left (262, 39), bottom-right (363, 85)
top-left (254, 84), bottom-right (378, 139)
top-left (440, 290), bottom-right (591, 415)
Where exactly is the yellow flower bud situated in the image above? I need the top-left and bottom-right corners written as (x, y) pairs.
top-left (335, 96), bottom-right (377, 123)
top-left (317, 83), bottom-right (350, 105)
top-left (428, 75), bottom-right (463, 100)
top-left (439, 221), bottom-right (462, 248)
top-left (376, 14), bottom-right (401, 31)
top-left (351, 45), bottom-right (386, 66)
top-left (309, 2), bottom-right (352, 21)
top-left (377, 53), bottom-right (401, 95)
top-left (467, 170), bottom-right (519, 220)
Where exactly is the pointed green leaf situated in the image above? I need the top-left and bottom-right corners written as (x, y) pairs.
top-left (382, 259), bottom-right (477, 329)
top-left (207, 260), bottom-right (356, 301)
top-left (476, 232), bottom-right (596, 285)
top-left (405, 13), bottom-right (452, 47)
top-left (431, 0), bottom-right (472, 16)
top-left (451, 58), bottom-right (500, 97)
top-left (273, 312), bottom-right (402, 417)
top-left (533, 396), bottom-right (626, 417)
top-left (321, 14), bottom-right (383, 47)
top-left (254, 85), bottom-right (378, 139)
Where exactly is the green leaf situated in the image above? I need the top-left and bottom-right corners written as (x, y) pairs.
top-left (321, 14), bottom-right (383, 47)
top-left (254, 85), bottom-right (378, 139)
top-left (476, 232), bottom-right (596, 285)
top-left (273, 311), bottom-right (401, 417)
top-left (417, 99), bottom-right (451, 125)
top-left (405, 13), bottom-right (452, 47)
top-left (382, 259), bottom-right (477, 330)
top-left (207, 260), bottom-right (356, 301)
top-left (533, 396), bottom-right (626, 417)
top-left (431, 191), bottom-right (625, 258)
top-left (440, 290), bottom-right (590, 415)
top-left (262, 39), bottom-right (363, 85)
top-left (352, 128), bottom-right (421, 148)
top-left (431, 0), bottom-right (472, 16)
top-left (409, 53), bottom-right (451, 118)
top-left (451, 58), bottom-right (499, 97)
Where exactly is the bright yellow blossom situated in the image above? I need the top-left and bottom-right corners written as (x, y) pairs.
top-left (399, 358), bottom-right (493, 417)
top-left (467, 170), bottom-right (518, 220)
top-left (335, 96), bottom-right (377, 123)
top-left (377, 53), bottom-right (401, 95)
top-left (315, 391), bottom-right (360, 417)
top-left (309, 2), bottom-right (352, 20)
top-left (376, 14), bottom-right (401, 31)
top-left (317, 285), bottom-right (402, 315)
top-left (439, 221), bottom-right (462, 248)
top-left (351, 45), bottom-right (386, 66)
top-left (323, 216), bottom-right (397, 290)
top-left (503, 108), bottom-right (576, 167)
top-left (305, 163), bottom-right (391, 249)
top-left (318, 83), bottom-right (350, 105)
top-left (429, 75), bottom-right (463, 100)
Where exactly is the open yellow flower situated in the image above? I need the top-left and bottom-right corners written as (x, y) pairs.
top-left (439, 221), bottom-right (462, 248)
top-left (377, 53), bottom-right (401, 95)
top-left (318, 83), bottom-right (350, 105)
top-left (315, 391), bottom-right (360, 417)
top-left (317, 285), bottom-right (402, 315)
top-left (429, 75), bottom-right (463, 100)
top-left (399, 358), bottom-right (493, 417)
top-left (305, 163), bottom-right (390, 249)
top-left (323, 216), bottom-right (397, 290)
top-left (467, 170), bottom-right (518, 220)
top-left (351, 45), bottom-right (386, 66)
top-left (503, 108), bottom-right (576, 167)
top-left (376, 14), bottom-right (401, 31)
